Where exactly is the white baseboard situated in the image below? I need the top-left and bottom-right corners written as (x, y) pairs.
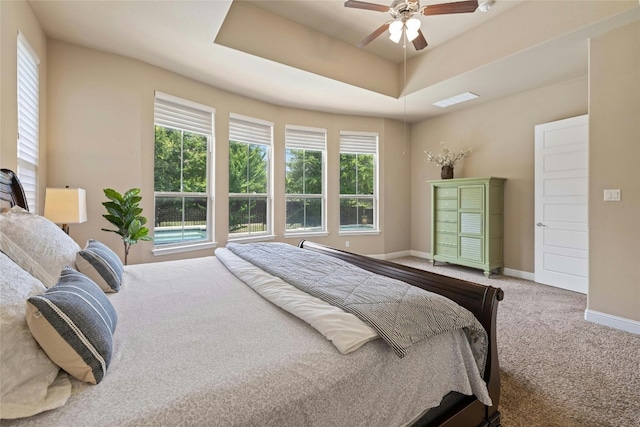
top-left (409, 250), bottom-right (431, 259)
top-left (503, 268), bottom-right (535, 281)
top-left (400, 251), bottom-right (536, 281)
top-left (382, 250), bottom-right (412, 260)
top-left (371, 250), bottom-right (417, 260)
top-left (584, 309), bottom-right (640, 335)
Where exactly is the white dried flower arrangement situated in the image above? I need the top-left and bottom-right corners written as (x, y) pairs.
top-left (424, 142), bottom-right (472, 167)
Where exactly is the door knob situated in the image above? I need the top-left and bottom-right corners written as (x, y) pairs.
top-left (536, 222), bottom-right (547, 227)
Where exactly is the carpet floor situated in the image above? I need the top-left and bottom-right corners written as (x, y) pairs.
top-left (391, 257), bottom-right (640, 427)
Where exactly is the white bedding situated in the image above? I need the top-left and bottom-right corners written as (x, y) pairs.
top-left (4, 255), bottom-right (490, 427)
top-left (215, 247), bottom-right (379, 354)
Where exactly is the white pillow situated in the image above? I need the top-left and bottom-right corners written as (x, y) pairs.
top-left (0, 206), bottom-right (80, 287)
top-left (215, 248), bottom-right (379, 354)
top-left (0, 252), bottom-right (71, 419)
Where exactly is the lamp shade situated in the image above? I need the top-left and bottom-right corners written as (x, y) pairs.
top-left (405, 28), bottom-right (419, 42)
top-left (44, 188), bottom-right (87, 224)
top-left (389, 20), bottom-right (404, 43)
top-left (405, 18), bottom-right (421, 32)
top-left (405, 18), bottom-right (421, 41)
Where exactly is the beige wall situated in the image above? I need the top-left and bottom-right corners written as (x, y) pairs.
top-left (381, 119), bottom-right (412, 256)
top-left (0, 0), bottom-right (47, 212)
top-left (410, 20), bottom-right (640, 325)
top-left (588, 21), bottom-right (640, 322)
top-left (46, 40), bottom-right (411, 264)
top-left (4, 2), bottom-right (636, 326)
top-left (410, 77), bottom-right (588, 272)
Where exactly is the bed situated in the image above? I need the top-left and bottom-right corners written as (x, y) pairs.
top-left (0, 168), bottom-right (503, 426)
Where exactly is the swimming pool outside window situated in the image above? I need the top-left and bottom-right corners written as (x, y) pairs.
top-left (153, 93), bottom-right (214, 247)
top-left (339, 132), bottom-right (378, 232)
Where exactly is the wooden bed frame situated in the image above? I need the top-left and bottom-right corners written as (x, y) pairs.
top-left (299, 240), bottom-right (503, 427)
top-left (0, 168), bottom-right (29, 211)
top-left (0, 168), bottom-right (503, 427)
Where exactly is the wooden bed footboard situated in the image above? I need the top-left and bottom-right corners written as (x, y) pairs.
top-left (298, 240), bottom-right (504, 427)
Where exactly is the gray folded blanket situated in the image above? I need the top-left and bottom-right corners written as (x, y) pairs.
top-left (226, 242), bottom-right (487, 371)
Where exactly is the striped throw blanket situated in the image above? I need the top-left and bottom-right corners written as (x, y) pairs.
top-left (226, 242), bottom-right (487, 369)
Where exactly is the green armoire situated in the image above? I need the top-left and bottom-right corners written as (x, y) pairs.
top-left (429, 177), bottom-right (506, 277)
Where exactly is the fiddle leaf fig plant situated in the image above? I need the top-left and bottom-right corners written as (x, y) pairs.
top-left (102, 188), bottom-right (152, 265)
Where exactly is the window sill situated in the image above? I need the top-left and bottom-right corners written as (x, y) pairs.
top-left (338, 230), bottom-right (381, 236)
top-left (227, 234), bottom-right (276, 244)
top-left (283, 231), bottom-right (329, 239)
top-left (152, 241), bottom-right (218, 257)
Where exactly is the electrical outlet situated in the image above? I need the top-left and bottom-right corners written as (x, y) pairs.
top-left (604, 189), bottom-right (621, 201)
top-left (345, 241), bottom-right (350, 248)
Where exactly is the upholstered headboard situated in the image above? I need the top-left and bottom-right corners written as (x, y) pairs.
top-left (0, 169), bottom-right (29, 211)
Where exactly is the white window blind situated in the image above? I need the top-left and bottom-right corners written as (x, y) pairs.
top-left (284, 125), bottom-right (326, 234)
top-left (17, 32), bottom-right (40, 212)
top-left (153, 93), bottom-right (214, 250)
top-left (285, 126), bottom-right (326, 151)
top-left (229, 114), bottom-right (272, 146)
top-left (340, 132), bottom-right (378, 155)
top-left (154, 96), bottom-right (212, 136)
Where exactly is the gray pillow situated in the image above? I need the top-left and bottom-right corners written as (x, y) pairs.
top-left (26, 268), bottom-right (117, 384)
top-left (76, 239), bottom-right (124, 293)
top-left (0, 206), bottom-right (80, 287)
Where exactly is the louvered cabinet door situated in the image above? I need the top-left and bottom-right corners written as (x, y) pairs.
top-left (459, 185), bottom-right (485, 264)
top-left (429, 177), bottom-right (505, 277)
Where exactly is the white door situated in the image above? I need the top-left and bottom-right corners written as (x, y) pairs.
top-left (534, 115), bottom-right (589, 294)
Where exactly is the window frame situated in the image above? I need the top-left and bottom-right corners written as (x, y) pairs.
top-left (284, 125), bottom-right (327, 236)
top-left (338, 131), bottom-right (380, 235)
top-left (17, 31), bottom-right (40, 213)
top-left (227, 113), bottom-right (274, 242)
top-left (152, 92), bottom-right (215, 255)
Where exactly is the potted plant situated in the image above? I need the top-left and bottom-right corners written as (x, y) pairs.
top-left (425, 142), bottom-right (472, 179)
top-left (101, 188), bottom-right (152, 265)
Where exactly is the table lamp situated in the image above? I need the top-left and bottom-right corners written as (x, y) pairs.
top-left (44, 187), bottom-right (87, 234)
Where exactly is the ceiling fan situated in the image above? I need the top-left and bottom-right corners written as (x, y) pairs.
top-left (345, 0), bottom-right (482, 51)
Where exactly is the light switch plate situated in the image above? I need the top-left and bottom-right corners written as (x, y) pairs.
top-left (604, 189), bottom-right (621, 201)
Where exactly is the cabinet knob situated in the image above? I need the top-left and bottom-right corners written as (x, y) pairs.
top-left (536, 222), bottom-right (547, 227)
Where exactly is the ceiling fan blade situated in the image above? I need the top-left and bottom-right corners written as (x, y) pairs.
top-left (421, 0), bottom-right (479, 16)
top-left (357, 22), bottom-right (391, 48)
top-left (412, 29), bottom-right (428, 50)
top-left (344, 0), bottom-right (391, 13)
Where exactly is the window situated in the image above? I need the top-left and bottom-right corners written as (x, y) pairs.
top-left (228, 114), bottom-right (272, 238)
top-left (339, 132), bottom-right (378, 231)
top-left (285, 126), bottom-right (326, 233)
top-left (17, 32), bottom-right (40, 212)
top-left (153, 93), bottom-right (214, 248)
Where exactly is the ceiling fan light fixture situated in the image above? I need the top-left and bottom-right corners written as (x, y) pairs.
top-left (405, 17), bottom-right (421, 41)
top-left (406, 28), bottom-right (419, 42)
top-left (389, 20), bottom-right (404, 43)
top-left (405, 17), bottom-right (421, 31)
top-left (389, 30), bottom-right (403, 43)
top-left (389, 20), bottom-right (404, 33)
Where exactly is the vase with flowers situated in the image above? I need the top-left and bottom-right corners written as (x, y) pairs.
top-left (425, 142), bottom-right (472, 179)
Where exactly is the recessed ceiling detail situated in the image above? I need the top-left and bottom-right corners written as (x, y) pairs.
top-left (26, 0), bottom-right (639, 123)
